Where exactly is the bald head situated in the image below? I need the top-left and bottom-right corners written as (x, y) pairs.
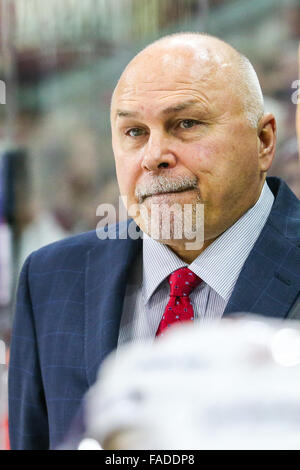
top-left (112, 32), bottom-right (264, 129)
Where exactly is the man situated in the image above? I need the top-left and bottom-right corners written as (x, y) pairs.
top-left (9, 33), bottom-right (300, 449)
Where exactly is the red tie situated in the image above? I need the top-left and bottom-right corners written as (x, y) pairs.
top-left (156, 267), bottom-right (202, 337)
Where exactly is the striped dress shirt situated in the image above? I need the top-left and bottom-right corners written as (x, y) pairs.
top-left (118, 181), bottom-right (274, 346)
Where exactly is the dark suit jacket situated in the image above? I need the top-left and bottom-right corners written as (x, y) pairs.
top-left (8, 177), bottom-right (300, 449)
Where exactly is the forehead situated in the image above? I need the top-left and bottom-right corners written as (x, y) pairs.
top-left (112, 45), bottom-right (235, 117)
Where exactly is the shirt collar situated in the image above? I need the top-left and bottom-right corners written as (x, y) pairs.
top-left (142, 233), bottom-right (186, 304)
top-left (142, 181), bottom-right (274, 304)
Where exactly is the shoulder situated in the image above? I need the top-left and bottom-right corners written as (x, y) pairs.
top-left (26, 220), bottom-right (133, 274)
top-left (28, 230), bottom-right (99, 271)
top-left (267, 177), bottom-right (300, 244)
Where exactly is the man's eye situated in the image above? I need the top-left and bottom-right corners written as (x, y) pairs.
top-left (126, 128), bottom-right (145, 137)
top-left (178, 119), bottom-right (199, 129)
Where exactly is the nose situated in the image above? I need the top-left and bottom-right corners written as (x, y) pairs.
top-left (141, 133), bottom-right (177, 172)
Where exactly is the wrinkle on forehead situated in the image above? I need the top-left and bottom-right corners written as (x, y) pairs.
top-left (113, 77), bottom-right (224, 119)
top-left (112, 88), bottom-right (221, 124)
top-left (116, 87), bottom-right (211, 109)
top-left (118, 81), bottom-right (212, 97)
top-left (115, 59), bottom-right (216, 105)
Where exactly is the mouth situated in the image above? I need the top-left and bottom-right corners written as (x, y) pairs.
top-left (140, 187), bottom-right (196, 203)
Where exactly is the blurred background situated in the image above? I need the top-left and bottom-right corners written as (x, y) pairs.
top-left (0, 0), bottom-right (299, 449)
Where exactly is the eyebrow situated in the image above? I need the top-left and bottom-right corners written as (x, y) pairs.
top-left (116, 100), bottom-right (200, 119)
top-left (116, 110), bottom-right (139, 118)
top-left (162, 100), bottom-right (199, 115)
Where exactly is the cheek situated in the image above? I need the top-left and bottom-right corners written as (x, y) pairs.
top-left (188, 134), bottom-right (253, 176)
top-left (185, 140), bottom-right (226, 173)
top-left (115, 152), bottom-right (141, 198)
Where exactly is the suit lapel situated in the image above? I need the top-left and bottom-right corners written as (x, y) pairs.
top-left (85, 223), bottom-right (142, 386)
top-left (223, 223), bottom-right (300, 319)
top-left (224, 178), bottom-right (300, 320)
top-left (288, 294), bottom-right (300, 319)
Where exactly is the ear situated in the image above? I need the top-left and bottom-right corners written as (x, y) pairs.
top-left (257, 113), bottom-right (276, 172)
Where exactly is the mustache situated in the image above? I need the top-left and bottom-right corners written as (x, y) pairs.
top-left (135, 175), bottom-right (198, 203)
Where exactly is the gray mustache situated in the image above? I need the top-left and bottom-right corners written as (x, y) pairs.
top-left (135, 175), bottom-right (198, 203)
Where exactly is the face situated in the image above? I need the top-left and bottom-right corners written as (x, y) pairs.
top-left (111, 43), bottom-right (264, 247)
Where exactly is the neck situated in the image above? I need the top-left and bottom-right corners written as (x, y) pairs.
top-left (166, 238), bottom-right (216, 264)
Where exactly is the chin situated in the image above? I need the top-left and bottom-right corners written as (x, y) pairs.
top-left (137, 203), bottom-right (204, 249)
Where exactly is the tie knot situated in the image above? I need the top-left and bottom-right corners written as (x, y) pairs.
top-left (168, 267), bottom-right (201, 297)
